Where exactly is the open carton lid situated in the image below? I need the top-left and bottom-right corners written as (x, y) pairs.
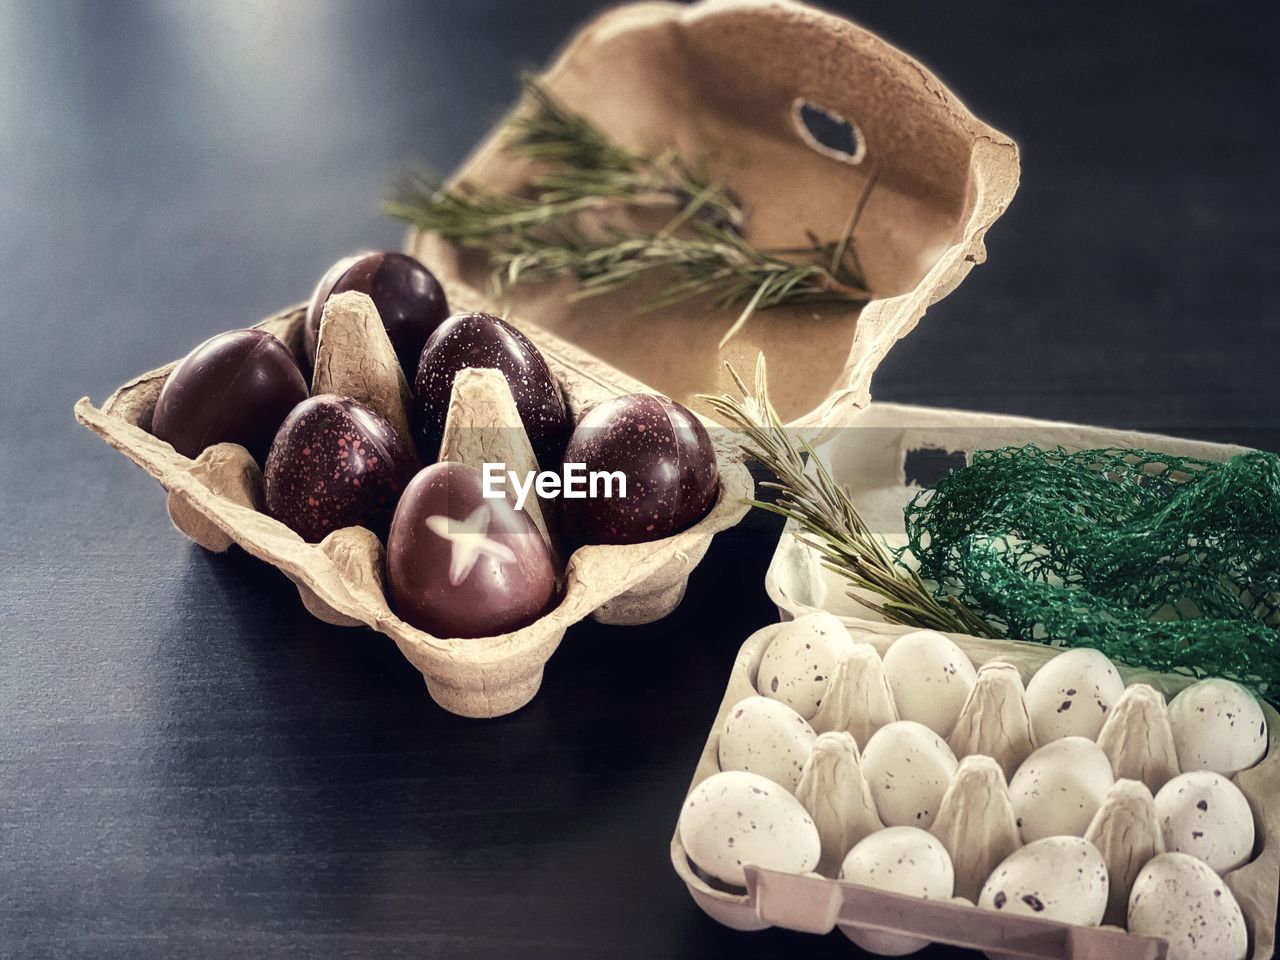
top-left (410, 0), bottom-right (1020, 431)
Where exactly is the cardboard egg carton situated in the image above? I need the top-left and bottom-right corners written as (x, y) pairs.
top-left (717, 400), bottom-right (1280, 956)
top-left (74, 284), bottom-right (752, 719)
top-left (671, 623), bottom-right (1280, 958)
top-left (411, 0), bottom-right (1020, 432)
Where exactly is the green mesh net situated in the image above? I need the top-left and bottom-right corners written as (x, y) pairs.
top-left (903, 445), bottom-right (1280, 697)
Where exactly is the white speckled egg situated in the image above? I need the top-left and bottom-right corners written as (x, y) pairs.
top-left (979, 836), bottom-right (1108, 926)
top-left (1024, 647), bottom-right (1125, 743)
top-left (717, 696), bottom-right (817, 791)
top-left (1168, 678), bottom-right (1268, 777)
top-left (757, 612), bottom-right (857, 719)
top-left (862, 720), bottom-right (958, 829)
top-left (678, 771), bottom-right (821, 887)
top-left (839, 826), bottom-right (955, 957)
top-left (1154, 771), bottom-right (1255, 875)
top-left (882, 630), bottom-right (978, 736)
top-left (1009, 736), bottom-right (1114, 842)
top-left (1128, 852), bottom-right (1248, 960)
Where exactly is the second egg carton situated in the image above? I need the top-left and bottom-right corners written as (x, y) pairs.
top-left (74, 285), bottom-right (752, 719)
top-left (670, 623), bottom-right (1280, 958)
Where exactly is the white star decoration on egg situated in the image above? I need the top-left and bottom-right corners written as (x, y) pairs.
top-left (426, 506), bottom-right (517, 586)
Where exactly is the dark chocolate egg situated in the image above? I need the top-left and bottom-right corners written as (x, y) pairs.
top-left (560, 394), bottom-right (719, 545)
top-left (152, 328), bottom-right (308, 461)
top-left (387, 462), bottom-right (558, 638)
top-left (263, 395), bottom-right (417, 543)
top-left (304, 251), bottom-right (449, 376)
top-left (413, 312), bottom-right (569, 465)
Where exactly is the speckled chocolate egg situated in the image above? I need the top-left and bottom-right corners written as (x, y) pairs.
top-left (413, 312), bottom-right (569, 464)
top-left (304, 251), bottom-right (449, 375)
top-left (263, 395), bottom-right (417, 542)
top-left (386, 462), bottom-right (557, 639)
top-left (559, 394), bottom-right (718, 545)
top-left (152, 328), bottom-right (308, 461)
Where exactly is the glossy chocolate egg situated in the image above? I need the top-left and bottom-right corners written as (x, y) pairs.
top-left (413, 312), bottom-right (569, 465)
top-left (263, 394), bottom-right (417, 542)
top-left (560, 394), bottom-right (719, 545)
top-left (304, 251), bottom-right (449, 375)
top-left (152, 328), bottom-right (308, 461)
top-left (387, 462), bottom-right (558, 638)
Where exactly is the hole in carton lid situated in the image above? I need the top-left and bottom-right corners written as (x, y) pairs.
top-left (791, 99), bottom-right (865, 165)
top-left (904, 447), bottom-right (967, 488)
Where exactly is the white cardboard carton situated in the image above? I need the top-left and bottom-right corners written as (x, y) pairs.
top-left (740, 400), bottom-right (1277, 957)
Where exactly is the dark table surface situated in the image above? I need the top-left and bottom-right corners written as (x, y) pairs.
top-left (2, 2), bottom-right (1277, 958)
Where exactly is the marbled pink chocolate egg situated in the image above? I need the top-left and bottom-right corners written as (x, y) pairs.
top-left (387, 462), bottom-right (558, 638)
top-left (263, 395), bottom-right (417, 542)
top-left (560, 394), bottom-right (718, 545)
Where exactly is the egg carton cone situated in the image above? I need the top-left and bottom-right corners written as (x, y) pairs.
top-left (409, 0), bottom-right (1019, 435)
top-left (947, 662), bottom-right (1037, 782)
top-left (794, 731), bottom-right (882, 879)
top-left (73, 285), bottom-right (752, 719)
top-left (672, 624), bottom-right (1280, 957)
top-left (809, 645), bottom-right (898, 748)
top-left (1085, 780), bottom-right (1166, 928)
top-left (436, 366), bottom-right (557, 562)
top-left (932, 755), bottom-right (1021, 903)
top-left (1097, 685), bottom-right (1180, 794)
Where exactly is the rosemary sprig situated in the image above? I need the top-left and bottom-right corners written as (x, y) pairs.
top-left (507, 75), bottom-right (745, 233)
top-left (385, 76), bottom-right (874, 343)
top-left (384, 171), bottom-right (629, 244)
top-left (386, 75), bottom-right (744, 238)
top-left (497, 222), bottom-right (869, 331)
top-left (700, 356), bottom-right (997, 637)
top-left (506, 74), bottom-right (637, 174)
top-left (388, 171), bottom-right (871, 346)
